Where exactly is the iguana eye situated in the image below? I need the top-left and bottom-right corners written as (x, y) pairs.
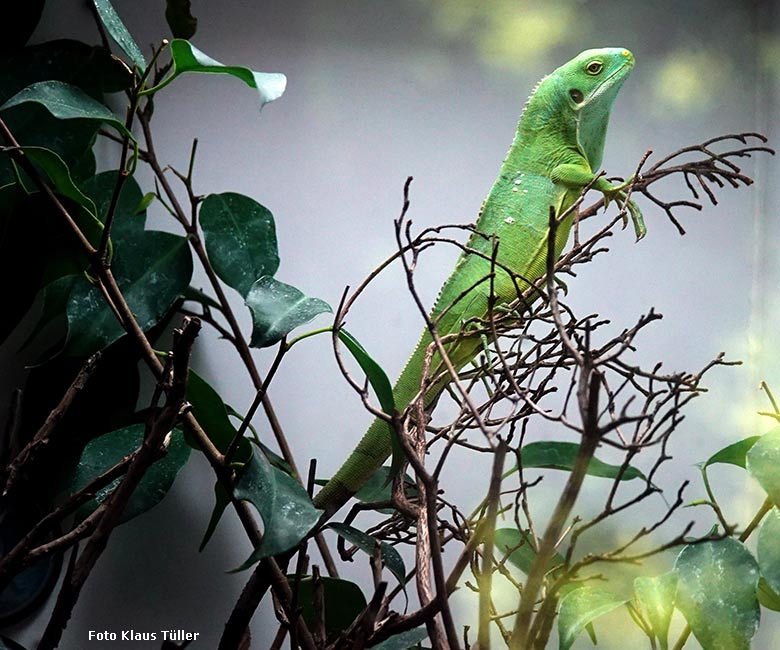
top-left (586, 60), bottom-right (603, 75)
top-left (569, 88), bottom-right (584, 103)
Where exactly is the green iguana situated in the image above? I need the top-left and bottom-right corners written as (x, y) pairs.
top-left (314, 47), bottom-right (644, 516)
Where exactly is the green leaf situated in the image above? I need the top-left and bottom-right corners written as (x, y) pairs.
top-left (81, 170), bottom-right (146, 234)
top-left (20, 275), bottom-right (77, 351)
top-left (328, 523), bottom-right (406, 587)
top-left (186, 370), bottom-right (251, 461)
top-left (353, 466), bottom-right (416, 504)
top-left (557, 587), bottom-right (627, 650)
top-left (199, 192), bottom-right (279, 298)
top-left (290, 575), bottom-right (366, 638)
top-left (63, 230), bottom-right (192, 355)
top-left (1, 81), bottom-right (134, 140)
top-left (370, 627), bottom-right (428, 650)
top-left (757, 577), bottom-right (780, 612)
top-left (199, 480), bottom-right (231, 552)
top-left (338, 329), bottom-right (395, 415)
top-left (182, 285), bottom-right (222, 311)
top-left (746, 427), bottom-right (780, 505)
top-left (136, 192), bottom-right (155, 214)
top-left (165, 39), bottom-right (285, 108)
top-left (21, 146), bottom-right (97, 214)
top-left (246, 276), bottom-right (332, 348)
top-left (91, 0), bottom-right (146, 72)
top-left (165, 0), bottom-right (198, 39)
top-left (702, 436), bottom-right (762, 469)
top-left (512, 441), bottom-right (645, 480)
top-left (232, 448), bottom-right (321, 569)
top-left (674, 538), bottom-right (760, 650)
top-left (494, 528), bottom-right (564, 576)
top-left (633, 572), bottom-right (677, 650)
top-left (66, 424), bottom-right (190, 524)
top-left (758, 507), bottom-right (780, 593)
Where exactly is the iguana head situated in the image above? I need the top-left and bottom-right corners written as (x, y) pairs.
top-left (558, 47), bottom-right (635, 110)
top-left (557, 47), bottom-right (635, 170)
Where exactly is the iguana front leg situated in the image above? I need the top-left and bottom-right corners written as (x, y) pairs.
top-left (551, 163), bottom-right (646, 240)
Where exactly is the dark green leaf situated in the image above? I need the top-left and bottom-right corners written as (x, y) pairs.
top-left (338, 329), bottom-right (395, 414)
top-left (63, 229), bottom-right (192, 355)
top-left (20, 146), bottom-right (99, 218)
top-left (166, 39), bottom-right (285, 108)
top-left (199, 480), bottom-right (231, 552)
top-left (328, 523), bottom-right (406, 587)
top-left (165, 0), bottom-right (198, 39)
top-left (370, 627), bottom-right (428, 650)
top-left (353, 466), bottom-right (416, 504)
top-left (67, 425), bottom-right (190, 524)
top-left (1, 81), bottom-right (134, 139)
top-left (633, 573), bottom-right (677, 650)
top-left (186, 370), bottom-right (250, 461)
top-left (0, 40), bottom-right (132, 97)
top-left (494, 528), bottom-right (564, 576)
top-left (232, 448), bottom-right (320, 569)
top-left (511, 441), bottom-right (645, 480)
top-left (558, 587), bottom-right (627, 650)
top-left (80, 170), bottom-right (147, 235)
top-left (199, 192), bottom-right (279, 298)
top-left (674, 538), bottom-right (759, 650)
top-left (746, 427), bottom-right (780, 505)
top-left (91, 0), bottom-right (146, 72)
top-left (20, 275), bottom-right (77, 351)
top-left (246, 276), bottom-right (331, 348)
top-left (758, 507), bottom-right (780, 593)
top-left (702, 436), bottom-right (762, 469)
top-left (136, 192), bottom-right (155, 214)
top-left (290, 575), bottom-right (366, 638)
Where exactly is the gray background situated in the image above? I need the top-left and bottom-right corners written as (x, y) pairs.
top-left (3, 0), bottom-right (780, 648)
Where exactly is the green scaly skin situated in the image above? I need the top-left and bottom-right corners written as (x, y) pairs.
top-left (314, 47), bottom-right (644, 516)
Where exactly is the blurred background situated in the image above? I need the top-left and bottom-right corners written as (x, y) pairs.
top-left (2, 0), bottom-right (779, 648)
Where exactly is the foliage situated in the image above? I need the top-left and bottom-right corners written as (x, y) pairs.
top-left (0, 2), bottom-right (775, 649)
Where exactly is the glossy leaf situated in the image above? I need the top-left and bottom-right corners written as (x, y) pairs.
top-left (674, 538), bottom-right (759, 650)
top-left (246, 276), bottom-right (331, 348)
top-left (165, 0), bottom-right (198, 39)
top-left (232, 448), bottom-right (320, 569)
top-left (199, 192), bottom-right (279, 298)
top-left (633, 572), bottom-right (677, 650)
top-left (558, 587), bottom-right (627, 650)
top-left (67, 424), bottom-right (190, 524)
top-left (494, 528), bottom-right (563, 576)
top-left (186, 370), bottom-right (250, 461)
top-left (81, 170), bottom-right (146, 234)
top-left (1, 81), bottom-right (133, 139)
top-left (702, 436), bottom-right (761, 469)
top-left (513, 441), bottom-right (645, 480)
top-left (290, 575), bottom-right (366, 638)
top-left (167, 39), bottom-right (285, 108)
top-left (338, 329), bottom-right (395, 414)
top-left (91, 0), bottom-right (146, 71)
top-left (199, 480), bottom-right (231, 552)
top-left (746, 427), bottom-right (780, 505)
top-left (328, 523), bottom-right (406, 587)
top-left (63, 229), bottom-right (192, 355)
top-left (371, 627), bottom-right (428, 650)
top-left (758, 507), bottom-right (780, 593)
